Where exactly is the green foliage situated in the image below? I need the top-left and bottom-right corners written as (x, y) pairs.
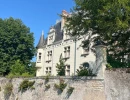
top-left (30, 86), bottom-right (35, 90)
top-left (67, 87), bottom-right (74, 95)
top-left (6, 72), bottom-right (33, 78)
top-left (54, 78), bottom-right (67, 92)
top-left (19, 80), bottom-right (35, 92)
top-left (6, 60), bottom-right (35, 78)
top-left (106, 63), bottom-right (112, 69)
top-left (76, 66), bottom-right (93, 76)
top-left (10, 60), bottom-right (26, 75)
top-left (56, 58), bottom-right (65, 76)
top-left (45, 74), bottom-right (50, 83)
top-left (4, 83), bottom-right (13, 99)
top-left (45, 84), bottom-right (50, 89)
top-left (66, 0), bottom-right (130, 67)
top-left (26, 62), bottom-right (36, 76)
top-left (107, 56), bottom-right (128, 68)
top-left (0, 17), bottom-right (35, 75)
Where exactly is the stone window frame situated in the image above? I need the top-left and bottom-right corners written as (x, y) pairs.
top-left (64, 46), bottom-right (70, 59)
top-left (46, 50), bottom-right (52, 62)
top-left (45, 67), bottom-right (52, 75)
top-left (37, 52), bottom-right (42, 62)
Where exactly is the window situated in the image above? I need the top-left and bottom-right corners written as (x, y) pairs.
top-left (47, 51), bottom-right (52, 62)
top-left (64, 46), bottom-right (70, 58)
top-left (65, 65), bottom-right (70, 76)
top-left (45, 67), bottom-right (51, 74)
top-left (38, 53), bottom-right (42, 62)
top-left (83, 62), bottom-right (89, 68)
top-left (49, 35), bottom-right (53, 44)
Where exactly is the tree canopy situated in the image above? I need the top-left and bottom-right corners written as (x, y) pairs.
top-left (66, 0), bottom-right (130, 67)
top-left (0, 17), bottom-right (35, 75)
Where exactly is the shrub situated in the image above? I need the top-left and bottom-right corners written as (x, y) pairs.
top-left (54, 78), bottom-right (67, 92)
top-left (10, 60), bottom-right (26, 75)
top-left (45, 74), bottom-right (50, 83)
top-left (56, 58), bottom-right (65, 76)
top-left (106, 63), bottom-right (112, 69)
top-left (21, 72), bottom-right (33, 77)
top-left (6, 73), bottom-right (20, 78)
top-left (19, 80), bottom-right (35, 92)
top-left (76, 66), bottom-right (93, 76)
top-left (4, 83), bottom-right (13, 99)
top-left (30, 86), bottom-right (35, 90)
top-left (67, 87), bottom-right (74, 95)
top-left (45, 84), bottom-right (50, 89)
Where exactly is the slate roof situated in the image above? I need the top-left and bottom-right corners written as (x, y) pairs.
top-left (36, 33), bottom-right (45, 49)
top-left (36, 21), bottom-right (63, 48)
top-left (53, 21), bottom-right (63, 42)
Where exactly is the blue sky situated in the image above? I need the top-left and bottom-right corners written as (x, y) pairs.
top-left (0, 0), bottom-right (74, 61)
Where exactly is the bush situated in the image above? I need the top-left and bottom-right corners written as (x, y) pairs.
top-left (6, 72), bottom-right (34, 78)
top-left (19, 80), bottom-right (35, 92)
top-left (76, 66), bottom-right (93, 76)
top-left (21, 72), bottom-right (33, 77)
top-left (45, 74), bottom-right (50, 83)
top-left (10, 60), bottom-right (26, 75)
top-left (106, 63), bottom-right (112, 69)
top-left (54, 78), bottom-right (67, 92)
top-left (4, 83), bottom-right (13, 99)
top-left (67, 87), bottom-right (74, 95)
top-left (45, 84), bottom-right (50, 89)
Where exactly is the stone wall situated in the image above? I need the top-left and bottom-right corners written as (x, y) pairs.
top-left (0, 77), bottom-right (106, 100)
top-left (105, 69), bottom-right (130, 100)
top-left (0, 69), bottom-right (130, 100)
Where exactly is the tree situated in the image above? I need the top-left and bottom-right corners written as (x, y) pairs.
top-left (56, 56), bottom-right (65, 76)
top-left (66, 0), bottom-right (130, 67)
top-left (0, 17), bottom-right (35, 75)
top-left (10, 60), bottom-right (26, 75)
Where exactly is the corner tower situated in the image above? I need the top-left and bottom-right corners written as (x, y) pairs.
top-left (36, 31), bottom-right (45, 76)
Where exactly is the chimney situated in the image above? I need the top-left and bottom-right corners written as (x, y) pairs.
top-left (61, 10), bottom-right (68, 30)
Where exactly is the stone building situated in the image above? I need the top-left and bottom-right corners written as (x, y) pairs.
top-left (35, 10), bottom-right (105, 76)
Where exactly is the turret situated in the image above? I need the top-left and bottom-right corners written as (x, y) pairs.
top-left (36, 31), bottom-right (45, 49)
top-left (36, 31), bottom-right (45, 76)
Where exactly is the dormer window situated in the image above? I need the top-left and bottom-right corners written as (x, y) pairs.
top-left (63, 28), bottom-right (70, 40)
top-left (48, 27), bottom-right (55, 45)
top-left (49, 27), bottom-right (55, 33)
top-left (49, 35), bottom-right (53, 44)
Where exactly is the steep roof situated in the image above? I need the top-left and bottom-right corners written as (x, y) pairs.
top-left (37, 21), bottom-right (63, 47)
top-left (36, 31), bottom-right (45, 49)
top-left (53, 21), bottom-right (63, 42)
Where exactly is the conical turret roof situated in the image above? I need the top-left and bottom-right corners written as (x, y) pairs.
top-left (36, 31), bottom-right (45, 49)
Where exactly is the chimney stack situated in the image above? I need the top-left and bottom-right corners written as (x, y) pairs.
top-left (61, 10), bottom-right (68, 30)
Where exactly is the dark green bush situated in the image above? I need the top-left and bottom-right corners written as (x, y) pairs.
top-left (19, 80), bottom-right (35, 91)
top-left (54, 78), bottom-right (67, 92)
top-left (76, 66), bottom-right (93, 76)
top-left (67, 87), bottom-right (74, 95)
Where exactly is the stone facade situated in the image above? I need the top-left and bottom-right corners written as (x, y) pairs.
top-left (35, 10), bottom-right (106, 77)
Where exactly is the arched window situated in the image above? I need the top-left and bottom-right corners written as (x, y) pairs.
top-left (83, 62), bottom-right (89, 68)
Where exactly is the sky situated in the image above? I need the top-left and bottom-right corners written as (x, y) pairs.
top-left (0, 0), bottom-right (75, 61)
